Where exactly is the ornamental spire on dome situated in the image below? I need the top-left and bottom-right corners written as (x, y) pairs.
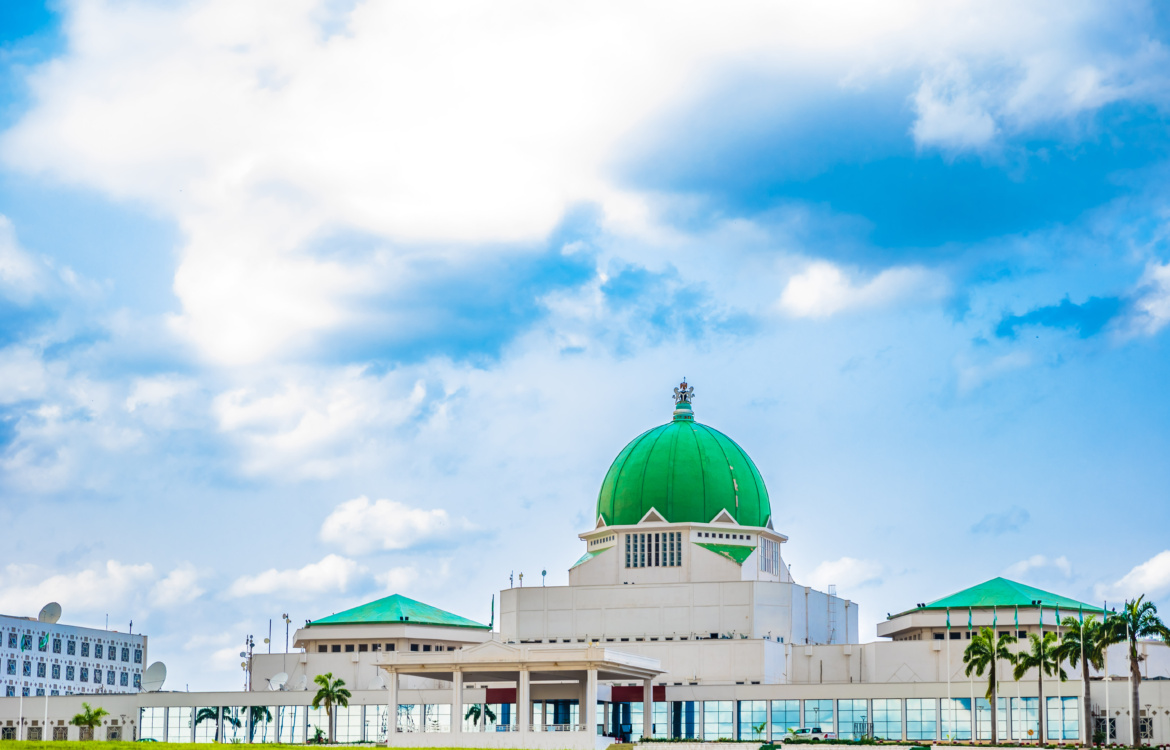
top-left (672, 379), bottom-right (694, 421)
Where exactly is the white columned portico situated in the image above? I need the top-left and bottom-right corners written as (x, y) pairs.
top-left (642, 679), bottom-right (653, 740)
top-left (585, 668), bottom-right (598, 733)
top-left (452, 670), bottom-right (463, 737)
top-left (519, 668), bottom-right (530, 734)
top-left (386, 670), bottom-right (398, 739)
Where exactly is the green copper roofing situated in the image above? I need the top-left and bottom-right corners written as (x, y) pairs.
top-left (596, 398), bottom-right (771, 527)
top-left (694, 542), bottom-right (756, 566)
top-left (308, 594), bottom-right (490, 629)
top-left (571, 549), bottom-right (605, 569)
top-left (896, 577), bottom-right (1105, 618)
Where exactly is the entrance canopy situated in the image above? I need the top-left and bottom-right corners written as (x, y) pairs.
top-left (375, 640), bottom-right (663, 683)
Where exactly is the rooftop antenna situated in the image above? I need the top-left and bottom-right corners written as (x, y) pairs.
top-left (37, 603), bottom-right (62, 624)
top-left (268, 672), bottom-right (288, 692)
top-left (488, 595), bottom-right (495, 630)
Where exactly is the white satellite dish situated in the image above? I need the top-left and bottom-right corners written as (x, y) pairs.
top-left (294, 674), bottom-right (308, 691)
top-left (38, 603), bottom-right (62, 624)
top-left (142, 662), bottom-right (167, 692)
top-left (268, 672), bottom-right (288, 691)
top-left (368, 674), bottom-right (385, 690)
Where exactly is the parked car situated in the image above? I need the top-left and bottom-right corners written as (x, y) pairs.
top-left (787, 727), bottom-right (837, 740)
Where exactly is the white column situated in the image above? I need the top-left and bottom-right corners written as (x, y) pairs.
top-left (387, 670), bottom-right (398, 744)
top-left (585, 669), bottom-right (598, 733)
top-left (452, 671), bottom-right (463, 737)
top-left (642, 679), bottom-right (653, 740)
top-left (519, 669), bottom-right (530, 734)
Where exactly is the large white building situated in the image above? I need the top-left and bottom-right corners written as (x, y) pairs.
top-left (1, 384), bottom-right (1168, 746)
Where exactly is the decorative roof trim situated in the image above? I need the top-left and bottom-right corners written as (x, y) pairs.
top-left (594, 516), bottom-right (608, 530)
top-left (710, 509), bottom-right (739, 524)
top-left (571, 549), bottom-right (606, 569)
top-left (639, 508), bottom-right (668, 524)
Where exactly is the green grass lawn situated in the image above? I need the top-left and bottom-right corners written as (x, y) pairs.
top-left (0, 745), bottom-right (490, 750)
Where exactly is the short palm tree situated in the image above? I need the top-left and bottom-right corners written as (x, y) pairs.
top-left (70, 702), bottom-right (109, 740)
top-left (1057, 615), bottom-right (1106, 745)
top-left (1101, 597), bottom-right (1170, 747)
top-left (1013, 631), bottom-right (1066, 743)
top-left (312, 672), bottom-right (352, 743)
top-left (464, 703), bottom-right (498, 729)
top-left (963, 626), bottom-right (1016, 743)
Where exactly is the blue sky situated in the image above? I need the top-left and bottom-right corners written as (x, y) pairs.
top-left (2, 0), bottom-right (1170, 689)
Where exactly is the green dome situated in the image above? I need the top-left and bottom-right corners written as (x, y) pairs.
top-left (596, 398), bottom-right (772, 527)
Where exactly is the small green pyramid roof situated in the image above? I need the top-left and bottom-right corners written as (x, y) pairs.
top-left (899, 577), bottom-right (1103, 617)
top-left (308, 594), bottom-right (490, 629)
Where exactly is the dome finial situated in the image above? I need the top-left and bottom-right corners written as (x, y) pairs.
top-left (672, 379), bottom-right (694, 421)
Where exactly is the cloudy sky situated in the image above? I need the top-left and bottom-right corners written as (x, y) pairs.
top-left (2, 0), bottom-right (1170, 690)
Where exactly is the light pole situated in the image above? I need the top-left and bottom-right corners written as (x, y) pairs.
top-left (282, 614), bottom-right (291, 676)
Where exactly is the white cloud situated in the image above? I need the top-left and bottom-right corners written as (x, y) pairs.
top-left (0, 561), bottom-right (155, 616)
top-left (227, 554), bottom-right (364, 598)
top-left (320, 496), bottom-right (473, 555)
top-left (1095, 550), bottom-right (1170, 602)
top-left (955, 350), bottom-right (1032, 393)
top-left (0, 215), bottom-right (41, 292)
top-left (375, 567), bottom-right (419, 593)
top-left (150, 564), bottom-right (205, 607)
top-left (804, 556), bottom-right (883, 592)
top-left (1129, 262), bottom-right (1170, 336)
top-left (777, 261), bottom-right (947, 318)
top-left (2, 0), bottom-right (1154, 364)
top-left (1004, 554), bottom-right (1072, 579)
top-left (125, 376), bottom-right (196, 413)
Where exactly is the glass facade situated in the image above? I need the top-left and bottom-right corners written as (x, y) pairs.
top-left (249, 706), bottom-right (276, 743)
top-left (872, 699), bottom-right (901, 740)
top-left (335, 705), bottom-right (363, 743)
top-left (193, 707), bottom-right (219, 743)
top-left (624, 532), bottom-right (683, 568)
top-left (140, 708), bottom-right (166, 741)
top-left (652, 702), bottom-right (669, 738)
top-left (803, 699), bottom-right (833, 732)
top-left (423, 704), bottom-right (451, 732)
top-left (221, 707), bottom-right (246, 744)
top-left (167, 706), bottom-right (192, 743)
top-left (739, 700), bottom-right (768, 741)
top-left (975, 697), bottom-right (1008, 741)
top-left (276, 706), bottom-right (302, 743)
top-left (1011, 697), bottom-right (1039, 741)
top-left (837, 699), bottom-right (868, 740)
top-left (1047, 697), bottom-right (1079, 741)
top-left (670, 701), bottom-right (697, 739)
top-left (771, 699), bottom-right (800, 738)
top-left (703, 701), bottom-right (734, 740)
top-left (906, 698), bottom-right (937, 741)
top-left (941, 697), bottom-right (972, 741)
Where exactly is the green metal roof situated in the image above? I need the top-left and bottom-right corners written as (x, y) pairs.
top-left (571, 549), bottom-right (605, 569)
top-left (896, 577), bottom-right (1105, 617)
top-left (694, 542), bottom-right (756, 566)
top-left (308, 594), bottom-right (490, 629)
top-left (596, 400), bottom-right (771, 527)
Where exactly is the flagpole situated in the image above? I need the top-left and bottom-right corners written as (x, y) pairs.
top-left (1055, 606), bottom-right (1062, 745)
top-left (969, 608), bottom-right (976, 745)
top-left (1016, 605), bottom-right (1022, 744)
top-left (947, 608), bottom-right (953, 743)
top-left (1104, 600), bottom-right (1110, 746)
top-left (1080, 606), bottom-right (1086, 747)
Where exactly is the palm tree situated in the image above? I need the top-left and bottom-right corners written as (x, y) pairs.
top-left (1014, 631), bottom-right (1066, 743)
top-left (247, 706), bottom-right (273, 742)
top-left (70, 702), bottom-right (109, 741)
top-left (1101, 597), bottom-right (1170, 747)
top-left (963, 626), bottom-right (1016, 743)
top-left (464, 703), bottom-right (498, 729)
top-left (1056, 615), bottom-right (1107, 746)
top-left (312, 672), bottom-right (352, 743)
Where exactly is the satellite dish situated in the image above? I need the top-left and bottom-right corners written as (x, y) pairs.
top-left (38, 603), bottom-right (62, 624)
top-left (294, 675), bottom-right (308, 691)
top-left (268, 672), bottom-right (288, 691)
top-left (142, 662), bottom-right (167, 692)
top-left (368, 674), bottom-right (385, 690)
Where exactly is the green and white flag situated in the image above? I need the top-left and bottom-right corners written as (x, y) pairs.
top-left (968, 607), bottom-right (973, 631)
top-left (1014, 605), bottom-right (1019, 631)
top-left (947, 608), bottom-right (951, 630)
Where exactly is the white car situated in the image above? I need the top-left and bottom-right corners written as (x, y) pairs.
top-left (787, 727), bottom-right (837, 740)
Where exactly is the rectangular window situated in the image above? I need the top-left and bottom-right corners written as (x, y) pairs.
top-left (873, 699), bottom-right (902, 741)
top-left (134, 649), bottom-right (142, 664)
top-left (120, 672), bottom-right (128, 687)
top-left (52, 639), bottom-right (61, 653)
top-left (93, 669), bottom-right (102, 683)
top-left (318, 645), bottom-right (327, 653)
top-left (771, 700), bottom-right (800, 738)
top-left (6, 633), bottom-right (15, 648)
top-left (23, 661), bottom-right (31, 676)
top-left (107, 670), bottom-right (115, 685)
top-left (37, 634), bottom-right (48, 651)
top-left (344, 644), bottom-right (354, 653)
top-left (975, 697), bottom-right (1007, 741)
top-left (95, 644), bottom-right (103, 659)
top-left (386, 644), bottom-right (395, 651)
top-left (4, 686), bottom-right (13, 697)
top-left (837, 699), bottom-right (868, 740)
top-left (121, 647), bottom-right (129, 662)
top-left (331, 645), bottom-right (340, 653)
top-left (5, 659), bottom-right (13, 675)
top-left (703, 701), bottom-right (734, 740)
top-left (67, 640), bottom-right (76, 656)
top-left (35, 660), bottom-right (46, 676)
top-left (133, 673), bottom-right (141, 689)
top-left (1011, 697), bottom-right (1038, 741)
top-left (66, 666), bottom-right (74, 681)
top-left (804, 699), bottom-right (833, 733)
top-left (941, 698), bottom-right (972, 741)
top-left (410, 644), bottom-right (418, 651)
top-left (1046, 697), bottom-right (1078, 741)
top-left (21, 634), bottom-right (31, 651)
top-left (80, 667), bottom-right (89, 682)
top-left (738, 701), bottom-right (768, 741)
top-left (906, 699), bottom-right (937, 741)
top-left (81, 642), bottom-right (90, 658)
top-left (51, 664), bottom-right (60, 679)
top-left (358, 644), bottom-right (368, 652)
top-left (109, 647), bottom-right (117, 661)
